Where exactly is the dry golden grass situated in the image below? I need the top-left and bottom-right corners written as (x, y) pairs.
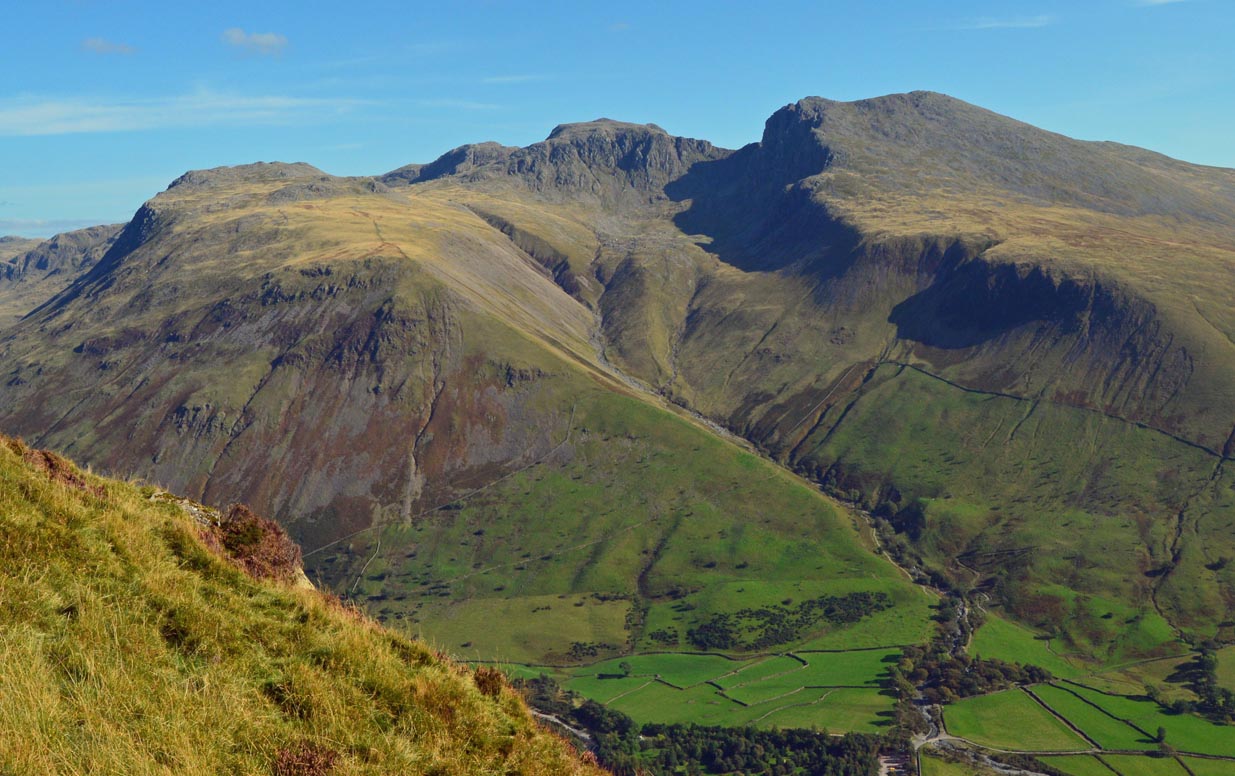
top-left (0, 436), bottom-right (604, 776)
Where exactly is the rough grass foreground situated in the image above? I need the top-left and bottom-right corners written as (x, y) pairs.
top-left (0, 436), bottom-right (604, 776)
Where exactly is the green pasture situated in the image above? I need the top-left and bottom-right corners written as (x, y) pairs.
top-left (945, 688), bottom-right (1089, 751)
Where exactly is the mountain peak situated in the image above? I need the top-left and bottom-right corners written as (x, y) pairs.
top-left (546, 118), bottom-right (669, 141)
top-left (756, 90), bottom-right (1235, 220)
top-left (167, 161), bottom-right (330, 190)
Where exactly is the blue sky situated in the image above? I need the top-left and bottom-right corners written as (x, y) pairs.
top-left (2, 0), bottom-right (1232, 236)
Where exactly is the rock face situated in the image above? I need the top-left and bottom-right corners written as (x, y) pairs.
top-left (3, 93), bottom-right (1235, 655)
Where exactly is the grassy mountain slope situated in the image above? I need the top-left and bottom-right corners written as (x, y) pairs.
top-left (2, 92), bottom-right (1234, 667)
top-left (377, 93), bottom-right (1235, 658)
top-left (0, 434), bottom-right (602, 776)
top-left (0, 161), bottom-right (932, 677)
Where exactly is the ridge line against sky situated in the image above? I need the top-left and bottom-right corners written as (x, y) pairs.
top-left (1, 0), bottom-right (1231, 237)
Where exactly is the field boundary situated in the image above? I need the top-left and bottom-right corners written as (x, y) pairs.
top-left (1023, 686), bottom-right (1103, 749)
top-left (1056, 680), bottom-right (1160, 742)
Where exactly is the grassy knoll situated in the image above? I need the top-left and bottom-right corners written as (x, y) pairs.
top-left (1062, 682), bottom-right (1235, 758)
top-left (1031, 684), bottom-right (1155, 750)
top-left (1096, 754), bottom-right (1188, 775)
top-left (945, 689), bottom-right (1090, 751)
top-left (0, 437), bottom-right (600, 776)
top-left (1038, 755), bottom-right (1119, 776)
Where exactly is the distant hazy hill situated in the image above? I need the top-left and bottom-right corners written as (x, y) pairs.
top-left (2, 92), bottom-right (1234, 664)
top-left (0, 225), bottom-right (121, 325)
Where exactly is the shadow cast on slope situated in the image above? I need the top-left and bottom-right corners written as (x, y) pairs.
top-left (665, 143), bottom-right (863, 278)
top-left (888, 260), bottom-right (1089, 349)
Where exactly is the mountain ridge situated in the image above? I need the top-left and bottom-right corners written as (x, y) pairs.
top-left (2, 90), bottom-right (1234, 666)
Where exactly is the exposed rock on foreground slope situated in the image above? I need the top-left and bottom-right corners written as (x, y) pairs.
top-left (0, 435), bottom-right (604, 775)
top-left (2, 92), bottom-right (1235, 659)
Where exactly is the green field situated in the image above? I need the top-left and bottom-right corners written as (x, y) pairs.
top-left (565, 675), bottom-right (655, 703)
top-left (1216, 646), bottom-right (1235, 691)
top-left (752, 687), bottom-right (892, 733)
top-left (1061, 682), bottom-right (1235, 758)
top-left (1031, 684), bottom-right (1154, 750)
top-left (597, 679), bottom-right (895, 732)
top-left (556, 647), bottom-right (898, 732)
top-left (711, 655), bottom-right (804, 689)
top-left (1038, 755), bottom-right (1118, 776)
top-left (571, 653), bottom-right (752, 688)
top-left (1097, 754), bottom-right (1188, 776)
top-left (971, 612), bottom-right (1086, 678)
top-left (946, 688), bottom-right (1089, 751)
top-left (1182, 756), bottom-right (1235, 776)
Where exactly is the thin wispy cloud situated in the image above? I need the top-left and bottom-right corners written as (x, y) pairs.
top-left (82, 38), bottom-right (135, 55)
top-left (481, 75), bottom-right (546, 85)
top-left (951, 14), bottom-right (1055, 30)
top-left (0, 218), bottom-right (108, 237)
top-left (0, 91), bottom-right (369, 136)
top-left (416, 99), bottom-right (500, 111)
top-left (609, 22), bottom-right (631, 32)
top-left (222, 28), bottom-right (288, 55)
top-left (1137, 0), bottom-right (1188, 5)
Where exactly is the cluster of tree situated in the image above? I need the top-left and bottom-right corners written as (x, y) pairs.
top-left (867, 507), bottom-right (952, 592)
top-left (647, 628), bottom-right (679, 646)
top-left (686, 592), bottom-right (893, 651)
top-left (628, 724), bottom-right (885, 776)
top-left (891, 643), bottom-right (1051, 704)
top-left (566, 641), bottom-right (620, 660)
top-left (1158, 646), bottom-right (1235, 723)
top-left (514, 674), bottom-right (892, 775)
